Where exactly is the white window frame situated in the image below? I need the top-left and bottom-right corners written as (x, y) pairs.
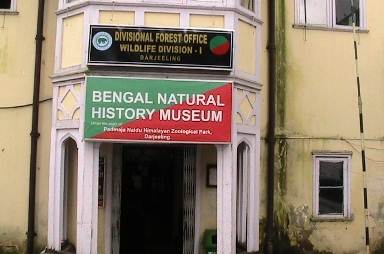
top-left (295, 0), bottom-right (366, 29)
top-left (238, 0), bottom-right (256, 14)
top-left (0, 0), bottom-right (16, 12)
top-left (313, 153), bottom-right (351, 219)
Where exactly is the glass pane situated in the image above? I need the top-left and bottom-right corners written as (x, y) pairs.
top-left (319, 188), bottom-right (343, 214)
top-left (319, 161), bottom-right (343, 186)
top-left (336, 0), bottom-right (360, 26)
top-left (298, 0), bottom-right (328, 26)
top-left (0, 0), bottom-right (11, 9)
top-left (241, 0), bottom-right (254, 11)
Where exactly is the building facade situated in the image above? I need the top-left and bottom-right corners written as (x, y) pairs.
top-left (0, 0), bottom-right (57, 253)
top-left (47, 0), bottom-right (265, 254)
top-left (1, 0), bottom-right (269, 253)
top-left (3, 0), bottom-right (384, 254)
top-left (273, 0), bottom-right (384, 253)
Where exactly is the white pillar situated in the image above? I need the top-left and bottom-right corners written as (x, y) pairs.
top-left (217, 144), bottom-right (236, 254)
top-left (47, 131), bottom-right (62, 250)
top-left (247, 135), bottom-right (260, 252)
top-left (77, 141), bottom-right (99, 254)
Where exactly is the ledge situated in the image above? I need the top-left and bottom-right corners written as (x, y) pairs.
top-left (56, 1), bottom-right (264, 24)
top-left (310, 214), bottom-right (354, 222)
top-left (292, 24), bottom-right (369, 33)
top-left (311, 150), bottom-right (353, 156)
top-left (0, 10), bottom-right (19, 15)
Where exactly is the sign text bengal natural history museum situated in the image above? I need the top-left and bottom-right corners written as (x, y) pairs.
top-left (88, 25), bottom-right (233, 70)
top-left (84, 77), bottom-right (232, 143)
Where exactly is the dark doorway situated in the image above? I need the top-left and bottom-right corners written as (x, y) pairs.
top-left (120, 145), bottom-right (184, 254)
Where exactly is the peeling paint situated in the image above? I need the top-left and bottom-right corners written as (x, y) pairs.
top-left (273, 204), bottom-right (339, 254)
top-left (277, 136), bottom-right (288, 196)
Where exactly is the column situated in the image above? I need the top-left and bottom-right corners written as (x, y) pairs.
top-left (76, 141), bottom-right (99, 254)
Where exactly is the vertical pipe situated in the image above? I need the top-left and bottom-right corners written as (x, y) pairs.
top-left (350, 1), bottom-right (370, 253)
top-left (27, 0), bottom-right (45, 253)
top-left (266, 0), bottom-right (276, 252)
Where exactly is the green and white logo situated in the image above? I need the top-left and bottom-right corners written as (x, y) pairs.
top-left (92, 32), bottom-right (112, 51)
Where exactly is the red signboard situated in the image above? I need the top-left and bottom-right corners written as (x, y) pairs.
top-left (85, 77), bottom-right (232, 143)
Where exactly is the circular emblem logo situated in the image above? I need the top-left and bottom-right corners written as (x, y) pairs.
top-left (209, 36), bottom-right (230, 56)
top-left (92, 32), bottom-right (113, 51)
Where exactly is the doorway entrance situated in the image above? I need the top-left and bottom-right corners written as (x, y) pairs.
top-left (120, 145), bottom-right (186, 254)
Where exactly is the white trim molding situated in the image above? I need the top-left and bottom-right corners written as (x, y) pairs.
top-left (312, 152), bottom-right (352, 220)
top-left (294, 0), bottom-right (366, 29)
top-left (48, 129), bottom-right (81, 250)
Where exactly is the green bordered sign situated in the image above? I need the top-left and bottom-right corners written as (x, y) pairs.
top-left (84, 77), bottom-right (232, 143)
top-left (88, 26), bottom-right (233, 70)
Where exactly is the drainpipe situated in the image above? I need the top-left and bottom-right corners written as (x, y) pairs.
top-left (27, 0), bottom-right (45, 253)
top-left (266, 0), bottom-right (276, 253)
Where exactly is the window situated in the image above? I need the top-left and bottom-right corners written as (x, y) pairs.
top-left (62, 138), bottom-right (78, 248)
top-left (335, 0), bottom-right (359, 26)
top-left (0, 0), bottom-right (16, 11)
top-left (296, 0), bottom-right (364, 28)
top-left (240, 0), bottom-right (254, 12)
top-left (236, 142), bottom-right (250, 251)
top-left (0, 0), bottom-right (11, 9)
top-left (313, 153), bottom-right (351, 218)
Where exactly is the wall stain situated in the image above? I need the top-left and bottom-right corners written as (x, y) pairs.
top-left (0, 27), bottom-right (7, 73)
top-left (376, 202), bottom-right (384, 220)
top-left (277, 136), bottom-right (288, 197)
top-left (275, 0), bottom-right (286, 133)
top-left (372, 240), bottom-right (384, 254)
top-left (272, 1), bottom-right (333, 253)
top-left (0, 239), bottom-right (46, 254)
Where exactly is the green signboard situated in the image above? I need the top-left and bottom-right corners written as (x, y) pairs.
top-left (84, 77), bottom-right (232, 143)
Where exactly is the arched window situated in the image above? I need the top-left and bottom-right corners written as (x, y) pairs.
top-left (62, 138), bottom-right (78, 250)
top-left (236, 142), bottom-right (250, 251)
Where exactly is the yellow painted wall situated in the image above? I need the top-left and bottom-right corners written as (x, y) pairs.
top-left (0, 0), bottom-right (57, 252)
top-left (97, 144), bottom-right (110, 254)
top-left (274, 0), bottom-right (384, 252)
top-left (236, 20), bottom-right (257, 75)
top-left (97, 206), bottom-right (106, 254)
top-left (99, 11), bottom-right (135, 25)
top-left (190, 14), bottom-right (224, 28)
top-left (61, 13), bottom-right (84, 68)
top-left (144, 12), bottom-right (180, 27)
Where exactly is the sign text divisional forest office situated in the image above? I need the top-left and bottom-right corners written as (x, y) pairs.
top-left (88, 25), bottom-right (233, 70)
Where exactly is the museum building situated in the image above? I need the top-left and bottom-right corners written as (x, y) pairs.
top-left (47, 0), bottom-right (265, 253)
